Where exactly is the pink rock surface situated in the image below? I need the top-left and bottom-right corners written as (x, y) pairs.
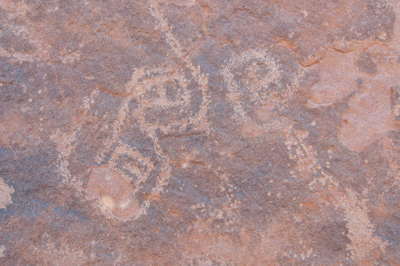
top-left (0, 0), bottom-right (400, 265)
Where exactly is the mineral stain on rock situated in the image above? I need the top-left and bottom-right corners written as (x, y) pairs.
top-left (356, 52), bottom-right (378, 75)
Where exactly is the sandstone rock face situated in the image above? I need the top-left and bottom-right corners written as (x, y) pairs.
top-left (1, 0), bottom-right (400, 265)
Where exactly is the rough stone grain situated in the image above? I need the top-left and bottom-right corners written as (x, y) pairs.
top-left (1, 0), bottom-right (400, 265)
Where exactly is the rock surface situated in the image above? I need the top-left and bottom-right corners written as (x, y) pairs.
top-left (1, 0), bottom-right (400, 265)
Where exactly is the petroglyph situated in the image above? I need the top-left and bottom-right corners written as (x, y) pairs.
top-left (285, 126), bottom-right (318, 180)
top-left (48, 0), bottom-right (211, 222)
top-left (90, 51), bottom-right (210, 220)
top-left (220, 48), bottom-right (300, 138)
top-left (222, 49), bottom-right (281, 121)
top-left (0, 178), bottom-right (13, 209)
top-left (50, 130), bottom-right (77, 184)
top-left (0, 245), bottom-right (5, 258)
top-left (340, 189), bottom-right (387, 263)
top-left (1, 0), bottom-right (400, 264)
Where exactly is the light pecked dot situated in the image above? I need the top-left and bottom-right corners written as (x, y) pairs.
top-left (101, 196), bottom-right (114, 210)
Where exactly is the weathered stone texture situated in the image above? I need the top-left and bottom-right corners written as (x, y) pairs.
top-left (1, 0), bottom-right (400, 265)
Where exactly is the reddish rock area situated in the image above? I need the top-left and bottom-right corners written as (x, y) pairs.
top-left (1, 0), bottom-right (400, 265)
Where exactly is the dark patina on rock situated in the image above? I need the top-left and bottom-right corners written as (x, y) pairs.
top-left (0, 0), bottom-right (400, 265)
